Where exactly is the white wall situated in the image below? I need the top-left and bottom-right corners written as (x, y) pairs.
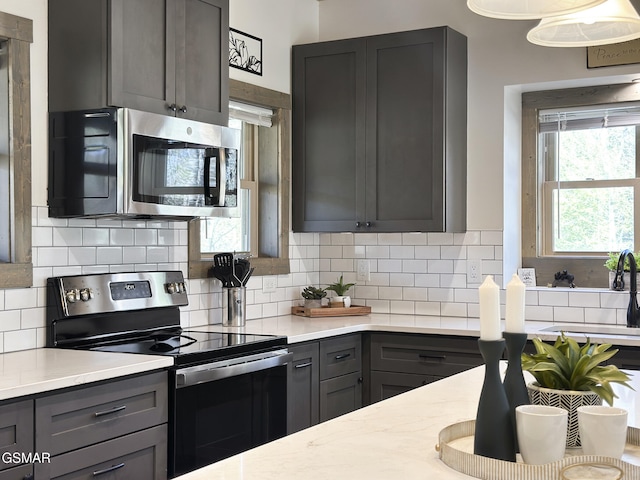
top-left (229, 0), bottom-right (319, 93)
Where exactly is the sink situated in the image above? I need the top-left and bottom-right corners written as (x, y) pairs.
top-left (539, 324), bottom-right (640, 337)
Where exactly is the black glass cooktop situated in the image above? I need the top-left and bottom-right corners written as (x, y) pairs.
top-left (82, 329), bottom-right (287, 366)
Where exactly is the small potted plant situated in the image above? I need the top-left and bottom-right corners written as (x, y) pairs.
top-left (521, 333), bottom-right (633, 447)
top-left (301, 286), bottom-right (326, 308)
top-left (325, 275), bottom-right (355, 308)
top-left (605, 251), bottom-right (640, 290)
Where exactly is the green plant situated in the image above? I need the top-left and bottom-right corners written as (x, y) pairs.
top-left (301, 286), bottom-right (326, 300)
top-left (521, 333), bottom-right (633, 406)
top-left (604, 251), bottom-right (640, 271)
top-left (325, 275), bottom-right (355, 296)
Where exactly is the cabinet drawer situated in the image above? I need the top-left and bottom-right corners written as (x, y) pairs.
top-left (370, 333), bottom-right (482, 377)
top-left (0, 463), bottom-right (32, 480)
top-left (319, 335), bottom-right (362, 380)
top-left (370, 371), bottom-right (439, 404)
top-left (36, 371), bottom-right (167, 456)
top-left (0, 399), bottom-right (33, 472)
top-left (35, 424), bottom-right (167, 480)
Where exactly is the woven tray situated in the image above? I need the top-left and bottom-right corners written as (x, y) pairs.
top-left (437, 420), bottom-right (640, 480)
top-left (291, 305), bottom-right (371, 317)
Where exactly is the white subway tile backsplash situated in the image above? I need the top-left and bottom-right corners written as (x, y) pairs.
top-left (585, 308), bottom-right (617, 325)
top-left (403, 259), bottom-right (428, 274)
top-left (366, 245), bottom-right (390, 258)
top-left (402, 232), bottom-right (427, 245)
top-left (553, 306), bottom-right (585, 323)
top-left (0, 310), bottom-right (21, 331)
top-left (377, 259), bottom-right (403, 273)
top-left (96, 247), bottom-right (124, 265)
top-left (4, 329), bottom-right (36, 352)
top-left (390, 246), bottom-right (415, 259)
top-left (68, 247), bottom-right (97, 266)
top-left (441, 302), bottom-right (468, 317)
top-left (441, 246), bottom-right (467, 260)
top-left (53, 227), bottom-right (83, 247)
top-left (147, 246), bottom-right (169, 263)
top-left (538, 290), bottom-right (569, 307)
top-left (467, 245), bottom-right (495, 260)
top-left (568, 292), bottom-right (600, 308)
top-left (403, 287), bottom-right (428, 301)
top-left (33, 227), bottom-right (53, 247)
top-left (414, 274), bottom-right (440, 288)
top-left (110, 228), bottom-right (134, 246)
top-left (481, 231), bottom-right (503, 246)
top-left (390, 300), bottom-right (414, 314)
top-left (414, 246), bottom-right (441, 259)
top-left (389, 273), bottom-right (414, 287)
top-left (427, 232), bottom-right (454, 245)
top-left (83, 228), bottom-right (110, 246)
top-left (525, 305), bottom-right (554, 322)
top-left (135, 229), bottom-right (158, 246)
top-left (415, 302), bottom-right (441, 316)
top-left (38, 247), bottom-right (69, 266)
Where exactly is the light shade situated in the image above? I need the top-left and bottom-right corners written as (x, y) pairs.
top-left (527, 0), bottom-right (640, 47)
top-left (467, 0), bottom-right (606, 20)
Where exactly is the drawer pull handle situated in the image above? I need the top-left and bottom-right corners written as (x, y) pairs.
top-left (94, 405), bottom-right (126, 417)
top-left (295, 361), bottom-right (313, 369)
top-left (334, 353), bottom-right (351, 360)
top-left (418, 354), bottom-right (446, 361)
top-left (93, 462), bottom-right (125, 476)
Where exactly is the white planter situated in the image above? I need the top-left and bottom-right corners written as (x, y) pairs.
top-left (527, 382), bottom-right (602, 448)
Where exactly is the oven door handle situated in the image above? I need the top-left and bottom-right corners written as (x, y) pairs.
top-left (175, 349), bottom-right (293, 388)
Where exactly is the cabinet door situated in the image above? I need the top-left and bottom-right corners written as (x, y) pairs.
top-left (320, 371), bottom-right (362, 422)
top-left (292, 39), bottom-right (367, 232)
top-left (287, 342), bottom-right (320, 434)
top-left (370, 370), bottom-right (438, 404)
top-left (0, 400), bottom-right (33, 473)
top-left (109, 0), bottom-right (176, 116)
top-left (176, 0), bottom-right (229, 124)
top-left (0, 464), bottom-right (33, 480)
top-left (365, 28), bottom-right (444, 232)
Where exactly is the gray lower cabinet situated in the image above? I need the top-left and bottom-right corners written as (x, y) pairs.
top-left (292, 26), bottom-right (467, 233)
top-left (369, 333), bottom-right (483, 403)
top-left (48, 0), bottom-right (229, 125)
top-left (319, 335), bottom-right (362, 422)
top-left (0, 399), bottom-right (33, 478)
top-left (35, 371), bottom-right (168, 479)
top-left (287, 342), bottom-right (320, 434)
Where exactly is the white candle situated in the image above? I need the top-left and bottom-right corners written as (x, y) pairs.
top-left (478, 275), bottom-right (501, 341)
top-left (505, 273), bottom-right (526, 333)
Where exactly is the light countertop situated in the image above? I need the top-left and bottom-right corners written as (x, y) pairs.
top-left (176, 365), bottom-right (640, 480)
top-left (0, 348), bottom-right (173, 401)
top-left (206, 312), bottom-right (640, 346)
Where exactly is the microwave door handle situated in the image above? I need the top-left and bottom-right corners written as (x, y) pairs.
top-left (203, 149), bottom-right (225, 207)
top-left (217, 149), bottom-right (226, 207)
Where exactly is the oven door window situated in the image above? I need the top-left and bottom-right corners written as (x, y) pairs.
top-left (132, 135), bottom-right (238, 207)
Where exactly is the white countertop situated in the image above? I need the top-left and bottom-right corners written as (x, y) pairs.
top-left (0, 348), bottom-right (173, 401)
top-left (208, 312), bottom-right (640, 346)
top-left (176, 365), bottom-right (640, 480)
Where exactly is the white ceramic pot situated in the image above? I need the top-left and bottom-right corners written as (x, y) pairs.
top-left (527, 382), bottom-right (602, 448)
top-left (329, 296), bottom-right (345, 308)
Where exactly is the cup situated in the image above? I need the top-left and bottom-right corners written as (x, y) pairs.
top-left (577, 405), bottom-right (628, 458)
top-left (516, 404), bottom-right (568, 464)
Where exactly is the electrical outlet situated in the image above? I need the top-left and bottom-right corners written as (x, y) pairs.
top-left (357, 259), bottom-right (370, 282)
top-left (262, 276), bottom-right (277, 293)
top-left (467, 260), bottom-right (482, 284)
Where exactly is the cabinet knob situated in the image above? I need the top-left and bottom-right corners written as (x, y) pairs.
top-left (366, 222), bottom-right (372, 228)
top-left (168, 103), bottom-right (177, 112)
top-left (357, 377), bottom-right (363, 384)
top-left (355, 222), bottom-right (361, 228)
top-left (179, 105), bottom-right (188, 113)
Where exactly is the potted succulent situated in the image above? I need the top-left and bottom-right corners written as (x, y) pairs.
top-left (605, 251), bottom-right (640, 290)
top-left (301, 286), bottom-right (326, 308)
top-left (325, 275), bottom-right (356, 308)
top-left (521, 333), bottom-right (633, 447)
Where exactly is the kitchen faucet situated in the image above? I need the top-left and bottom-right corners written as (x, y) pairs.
top-left (613, 249), bottom-right (640, 328)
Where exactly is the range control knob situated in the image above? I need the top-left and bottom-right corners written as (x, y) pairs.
top-left (166, 282), bottom-right (188, 294)
top-left (65, 289), bottom-right (80, 303)
top-left (79, 288), bottom-right (93, 302)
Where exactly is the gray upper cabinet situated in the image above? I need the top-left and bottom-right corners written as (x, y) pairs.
top-left (292, 27), bottom-right (467, 233)
top-left (48, 0), bottom-right (229, 125)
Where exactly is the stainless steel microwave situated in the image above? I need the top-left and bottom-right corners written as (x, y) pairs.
top-left (48, 108), bottom-right (241, 219)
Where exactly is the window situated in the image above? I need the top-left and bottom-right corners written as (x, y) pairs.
top-left (522, 83), bottom-right (640, 287)
top-left (0, 12), bottom-right (32, 289)
top-left (188, 80), bottom-right (291, 278)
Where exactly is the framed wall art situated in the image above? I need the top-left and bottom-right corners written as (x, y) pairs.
top-left (229, 28), bottom-right (263, 76)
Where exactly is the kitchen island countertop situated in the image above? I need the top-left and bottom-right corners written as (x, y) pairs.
top-left (176, 364), bottom-right (640, 480)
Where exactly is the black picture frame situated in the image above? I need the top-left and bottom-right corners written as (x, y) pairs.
top-left (229, 28), bottom-right (263, 76)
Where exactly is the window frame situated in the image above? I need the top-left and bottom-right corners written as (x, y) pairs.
top-left (188, 79), bottom-right (291, 278)
top-left (0, 11), bottom-right (32, 289)
top-left (522, 83), bottom-right (640, 288)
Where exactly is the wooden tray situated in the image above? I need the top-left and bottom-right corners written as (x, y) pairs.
top-left (291, 305), bottom-right (371, 317)
top-left (437, 419), bottom-right (640, 479)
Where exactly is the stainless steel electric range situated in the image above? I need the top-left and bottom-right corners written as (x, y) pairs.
top-left (46, 271), bottom-right (291, 478)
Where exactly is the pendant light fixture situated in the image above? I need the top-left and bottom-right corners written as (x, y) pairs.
top-left (466, 0), bottom-right (606, 20)
top-left (527, 0), bottom-right (640, 47)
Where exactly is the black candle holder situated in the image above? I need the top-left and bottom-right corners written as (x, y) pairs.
top-left (503, 331), bottom-right (530, 452)
top-left (474, 338), bottom-right (516, 462)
